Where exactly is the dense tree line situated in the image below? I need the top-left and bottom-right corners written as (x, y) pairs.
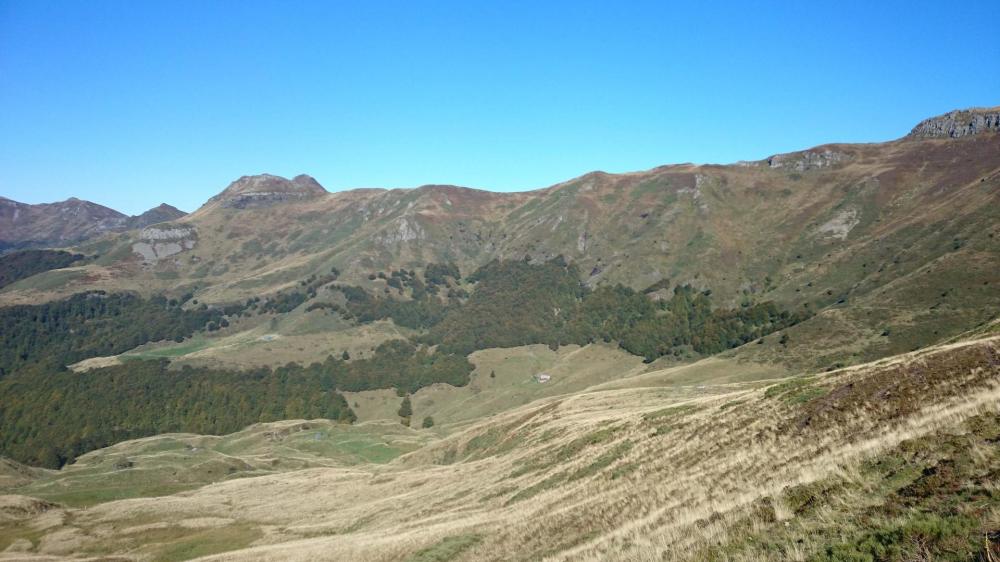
top-left (257, 290), bottom-right (309, 314)
top-left (338, 284), bottom-right (452, 329)
top-left (0, 292), bottom-right (237, 376)
top-left (0, 338), bottom-right (472, 468)
top-left (0, 249), bottom-right (85, 289)
top-left (0, 360), bottom-right (355, 468)
top-left (314, 258), bottom-right (806, 361)
top-left (420, 258), bottom-right (808, 361)
top-left (611, 287), bottom-right (802, 360)
top-left (0, 256), bottom-right (804, 468)
top-left (421, 258), bottom-right (585, 353)
top-left (316, 339), bottom-right (473, 393)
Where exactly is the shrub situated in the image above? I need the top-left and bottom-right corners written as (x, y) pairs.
top-left (398, 395), bottom-right (412, 418)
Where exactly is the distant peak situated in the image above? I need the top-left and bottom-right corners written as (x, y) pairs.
top-left (908, 106), bottom-right (1000, 138)
top-left (205, 173), bottom-right (327, 209)
top-left (52, 197), bottom-right (126, 217)
top-left (125, 202), bottom-right (186, 229)
top-left (220, 173), bottom-right (326, 195)
top-left (135, 203), bottom-right (185, 218)
top-left (292, 173), bottom-right (320, 183)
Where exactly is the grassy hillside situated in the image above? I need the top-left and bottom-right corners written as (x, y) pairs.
top-left (1, 336), bottom-right (996, 560)
top-left (2, 420), bottom-right (431, 509)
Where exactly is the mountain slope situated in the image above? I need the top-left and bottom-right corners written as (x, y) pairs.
top-left (4, 107), bottom-right (995, 370)
top-left (50, 109), bottom-right (1000, 298)
top-left (0, 197), bottom-right (127, 251)
top-left (0, 197), bottom-right (185, 252)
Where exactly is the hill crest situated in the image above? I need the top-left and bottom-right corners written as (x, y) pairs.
top-left (0, 197), bottom-right (187, 252)
top-left (908, 106), bottom-right (1000, 138)
top-left (203, 173), bottom-right (327, 209)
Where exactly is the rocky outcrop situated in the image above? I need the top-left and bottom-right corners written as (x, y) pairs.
top-left (766, 149), bottom-right (849, 171)
top-left (817, 208), bottom-right (860, 240)
top-left (207, 174), bottom-right (327, 209)
top-left (132, 225), bottom-right (197, 262)
top-left (908, 107), bottom-right (1000, 138)
top-left (374, 216), bottom-right (425, 246)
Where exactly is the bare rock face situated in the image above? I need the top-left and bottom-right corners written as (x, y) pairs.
top-left (374, 216), bottom-right (425, 247)
top-left (816, 208), bottom-right (860, 240)
top-left (908, 107), bottom-right (1000, 138)
top-left (207, 174), bottom-right (327, 209)
top-left (132, 225), bottom-right (197, 262)
top-left (766, 149), bottom-right (849, 171)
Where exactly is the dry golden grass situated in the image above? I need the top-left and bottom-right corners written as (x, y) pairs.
top-left (70, 314), bottom-right (411, 372)
top-left (2, 335), bottom-right (997, 561)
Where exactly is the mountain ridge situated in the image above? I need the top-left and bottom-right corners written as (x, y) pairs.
top-left (0, 197), bottom-right (187, 252)
top-left (183, 106), bottom-right (1000, 208)
top-left (4, 105), bottom-right (991, 248)
top-left (3, 106), bottom-right (998, 373)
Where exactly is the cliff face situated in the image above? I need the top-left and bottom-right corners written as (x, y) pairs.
top-left (131, 225), bottom-right (198, 263)
top-left (765, 148), bottom-right (851, 171)
top-left (908, 107), bottom-right (1000, 138)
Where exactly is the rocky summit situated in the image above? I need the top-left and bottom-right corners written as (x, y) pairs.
top-left (908, 106), bottom-right (1000, 138)
top-left (204, 173), bottom-right (328, 209)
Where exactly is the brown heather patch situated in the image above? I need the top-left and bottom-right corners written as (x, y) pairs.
top-left (790, 338), bottom-right (1000, 431)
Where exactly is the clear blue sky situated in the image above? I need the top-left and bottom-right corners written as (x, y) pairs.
top-left (1, 1), bottom-right (998, 215)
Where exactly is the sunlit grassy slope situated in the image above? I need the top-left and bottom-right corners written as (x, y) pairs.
top-left (5, 419), bottom-right (432, 509)
top-left (3, 335), bottom-right (997, 561)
